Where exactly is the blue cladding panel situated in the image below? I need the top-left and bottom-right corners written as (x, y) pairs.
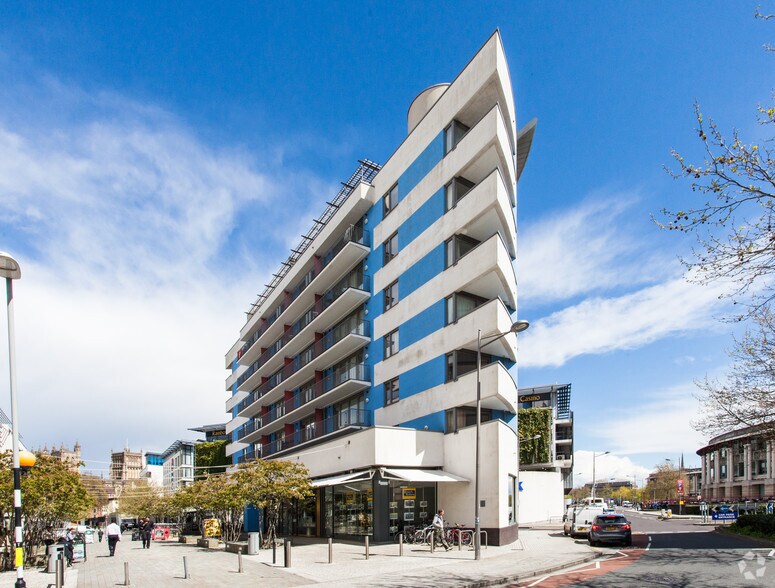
top-left (400, 299), bottom-right (445, 348)
top-left (400, 187), bottom-right (445, 247)
top-left (397, 132), bottom-right (444, 202)
top-left (400, 243), bottom-right (446, 298)
top-left (401, 411), bottom-right (445, 432)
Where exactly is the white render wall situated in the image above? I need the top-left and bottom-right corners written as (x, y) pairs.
top-left (518, 470), bottom-right (565, 524)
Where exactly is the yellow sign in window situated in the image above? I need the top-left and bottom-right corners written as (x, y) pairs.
top-left (402, 487), bottom-right (416, 500)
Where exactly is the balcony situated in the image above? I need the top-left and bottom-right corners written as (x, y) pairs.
top-left (237, 273), bottom-right (370, 392)
top-left (236, 448), bottom-right (258, 464)
top-left (238, 224), bottom-right (370, 365)
top-left (259, 409), bottom-right (373, 459)
top-left (236, 320), bottom-right (371, 418)
top-left (239, 363), bottom-right (372, 443)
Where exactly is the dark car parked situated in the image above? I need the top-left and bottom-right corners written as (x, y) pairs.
top-left (588, 514), bottom-right (632, 546)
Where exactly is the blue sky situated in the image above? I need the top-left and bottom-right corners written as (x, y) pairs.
top-left (0, 2), bottom-right (770, 483)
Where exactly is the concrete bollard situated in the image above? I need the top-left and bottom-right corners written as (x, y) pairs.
top-left (365, 535), bottom-right (369, 560)
top-left (238, 548), bottom-right (243, 573)
top-left (55, 557), bottom-right (64, 588)
top-left (284, 539), bottom-right (292, 568)
top-left (183, 555), bottom-right (190, 579)
top-left (328, 537), bottom-right (333, 564)
top-left (272, 541), bottom-right (276, 565)
top-left (399, 533), bottom-right (403, 557)
top-left (430, 530), bottom-right (435, 553)
top-left (124, 561), bottom-right (131, 586)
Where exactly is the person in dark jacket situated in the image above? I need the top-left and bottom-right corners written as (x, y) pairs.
top-left (141, 518), bottom-right (155, 549)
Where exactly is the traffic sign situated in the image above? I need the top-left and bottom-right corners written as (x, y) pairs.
top-left (711, 504), bottom-right (738, 521)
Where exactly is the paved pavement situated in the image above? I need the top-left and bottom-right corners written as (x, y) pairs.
top-left (0, 529), bottom-right (600, 588)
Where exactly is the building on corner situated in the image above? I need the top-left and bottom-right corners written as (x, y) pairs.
top-left (224, 31), bottom-right (534, 545)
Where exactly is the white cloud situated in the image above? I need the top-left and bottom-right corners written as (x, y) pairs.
top-left (0, 78), bottom-right (338, 463)
top-left (572, 451), bottom-right (652, 489)
top-left (520, 275), bottom-right (729, 368)
top-left (519, 195), bottom-right (666, 306)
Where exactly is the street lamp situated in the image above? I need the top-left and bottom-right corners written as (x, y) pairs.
top-left (591, 451), bottom-right (610, 499)
top-left (1, 251), bottom-right (27, 588)
top-left (475, 319), bottom-right (529, 561)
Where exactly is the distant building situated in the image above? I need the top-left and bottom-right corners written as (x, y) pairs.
top-left (110, 448), bottom-right (143, 481)
top-left (697, 425), bottom-right (775, 501)
top-left (140, 451), bottom-right (164, 488)
top-left (36, 442), bottom-right (81, 471)
top-left (517, 383), bottom-right (574, 493)
top-left (583, 480), bottom-right (632, 492)
top-left (161, 440), bottom-right (195, 492)
top-left (189, 424), bottom-right (228, 442)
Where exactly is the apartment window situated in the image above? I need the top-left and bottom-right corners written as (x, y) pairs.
top-left (383, 184), bottom-right (398, 216)
top-left (299, 343), bottom-right (315, 367)
top-left (445, 176), bottom-right (475, 211)
top-left (445, 234), bottom-right (480, 267)
top-left (445, 406), bottom-right (492, 432)
top-left (445, 291), bottom-right (487, 324)
top-left (300, 379), bottom-right (315, 404)
top-left (384, 280), bottom-right (399, 311)
top-left (444, 120), bottom-right (470, 154)
top-left (446, 349), bottom-right (492, 381)
top-left (384, 329), bottom-right (399, 359)
top-left (384, 232), bottom-right (398, 264)
top-left (385, 377), bottom-right (400, 405)
top-left (720, 463), bottom-right (727, 480)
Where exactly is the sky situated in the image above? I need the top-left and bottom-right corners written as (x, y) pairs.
top-left (0, 1), bottom-right (771, 484)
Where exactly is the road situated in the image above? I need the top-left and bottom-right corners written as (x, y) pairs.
top-left (505, 510), bottom-right (775, 587)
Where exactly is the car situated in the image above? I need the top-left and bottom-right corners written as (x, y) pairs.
top-left (622, 500), bottom-right (632, 508)
top-left (588, 514), bottom-right (632, 547)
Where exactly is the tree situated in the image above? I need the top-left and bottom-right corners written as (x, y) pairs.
top-left (232, 459), bottom-right (311, 547)
top-left (656, 97), bottom-right (774, 316)
top-left (199, 475), bottom-right (245, 543)
top-left (693, 306), bottom-right (775, 437)
top-left (0, 452), bottom-right (95, 568)
top-left (119, 479), bottom-right (170, 521)
top-left (644, 463), bottom-right (679, 501)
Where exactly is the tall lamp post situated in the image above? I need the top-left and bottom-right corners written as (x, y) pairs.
top-left (591, 451), bottom-right (610, 499)
top-left (1, 252), bottom-right (29, 588)
top-left (475, 319), bottom-right (529, 561)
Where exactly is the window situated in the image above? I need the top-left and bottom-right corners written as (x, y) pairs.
top-left (445, 176), bottom-right (475, 211)
top-left (385, 377), bottom-right (400, 405)
top-left (445, 291), bottom-right (487, 324)
top-left (300, 379), bottom-right (315, 404)
top-left (384, 281), bottom-right (399, 311)
top-left (444, 120), bottom-right (470, 154)
top-left (445, 349), bottom-right (492, 381)
top-left (445, 234), bottom-right (480, 267)
top-left (383, 184), bottom-right (398, 216)
top-left (445, 406), bottom-right (492, 432)
top-left (299, 343), bottom-right (315, 367)
top-left (383, 232), bottom-right (398, 264)
top-left (384, 329), bottom-right (399, 359)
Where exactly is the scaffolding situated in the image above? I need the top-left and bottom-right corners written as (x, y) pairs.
top-left (245, 159), bottom-right (381, 319)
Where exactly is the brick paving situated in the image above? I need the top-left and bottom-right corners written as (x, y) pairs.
top-left (0, 528), bottom-right (600, 588)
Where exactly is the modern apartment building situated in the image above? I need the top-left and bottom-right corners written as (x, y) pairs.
top-left (161, 440), bottom-right (195, 493)
top-left (224, 31), bottom-right (533, 545)
top-left (518, 383), bottom-right (574, 493)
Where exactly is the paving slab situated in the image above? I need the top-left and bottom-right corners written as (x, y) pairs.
top-left (0, 529), bottom-right (599, 588)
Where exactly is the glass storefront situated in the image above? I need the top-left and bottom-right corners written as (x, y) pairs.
top-left (325, 480), bottom-right (373, 536)
top-left (388, 481), bottom-right (436, 538)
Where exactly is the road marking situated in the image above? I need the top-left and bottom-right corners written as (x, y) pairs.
top-left (648, 536), bottom-right (652, 541)
top-left (646, 542), bottom-right (651, 551)
top-left (769, 549), bottom-right (775, 557)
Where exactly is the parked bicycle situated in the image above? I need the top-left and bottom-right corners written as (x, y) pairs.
top-left (445, 524), bottom-right (473, 546)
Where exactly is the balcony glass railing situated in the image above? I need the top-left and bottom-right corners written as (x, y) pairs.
top-left (238, 224), bottom-right (370, 360)
top-left (236, 448), bottom-right (258, 464)
top-left (238, 363), bottom-right (371, 437)
top-left (236, 270), bottom-right (370, 389)
top-left (259, 408), bottom-right (372, 458)
top-left (236, 315), bottom-right (370, 415)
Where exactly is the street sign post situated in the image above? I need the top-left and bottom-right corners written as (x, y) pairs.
top-left (711, 504), bottom-right (738, 523)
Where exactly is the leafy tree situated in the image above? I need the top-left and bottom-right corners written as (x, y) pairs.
top-left (693, 307), bottom-right (775, 437)
top-left (232, 459), bottom-right (311, 547)
top-left (196, 475), bottom-right (245, 542)
top-left (644, 462), bottom-right (680, 501)
top-left (119, 479), bottom-right (172, 521)
top-left (0, 452), bottom-right (95, 568)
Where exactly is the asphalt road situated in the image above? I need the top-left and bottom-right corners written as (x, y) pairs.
top-left (507, 509), bottom-right (775, 587)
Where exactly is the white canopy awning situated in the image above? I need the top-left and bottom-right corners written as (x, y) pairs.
top-left (381, 468), bottom-right (469, 483)
top-left (311, 470), bottom-right (374, 488)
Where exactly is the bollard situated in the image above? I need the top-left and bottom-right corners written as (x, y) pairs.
top-left (272, 540), bottom-right (276, 565)
top-left (55, 556), bottom-right (64, 588)
top-left (124, 561), bottom-right (131, 586)
top-left (238, 548), bottom-right (243, 574)
top-left (183, 555), bottom-right (190, 579)
top-left (430, 530), bottom-right (435, 553)
top-left (365, 535), bottom-right (369, 560)
top-left (284, 539), bottom-right (292, 568)
top-left (458, 530), bottom-right (462, 551)
top-left (399, 533), bottom-right (403, 557)
top-left (328, 537), bottom-right (333, 564)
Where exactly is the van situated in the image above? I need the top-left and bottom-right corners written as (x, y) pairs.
top-left (570, 505), bottom-right (606, 538)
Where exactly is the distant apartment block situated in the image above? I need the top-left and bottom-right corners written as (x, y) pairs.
top-left (161, 440), bottom-right (195, 492)
top-left (224, 32), bottom-right (534, 545)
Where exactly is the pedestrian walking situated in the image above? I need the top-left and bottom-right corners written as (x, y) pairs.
top-left (97, 527), bottom-right (104, 543)
top-left (63, 528), bottom-right (75, 566)
top-left (106, 520), bottom-right (121, 556)
top-left (141, 518), bottom-right (155, 549)
top-left (432, 509), bottom-right (451, 551)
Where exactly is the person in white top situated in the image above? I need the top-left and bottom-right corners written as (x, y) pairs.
top-left (106, 521), bottom-right (121, 556)
top-left (432, 509), bottom-right (451, 551)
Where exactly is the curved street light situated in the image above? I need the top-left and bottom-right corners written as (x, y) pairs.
top-left (475, 319), bottom-right (529, 560)
top-left (0, 251), bottom-right (27, 588)
top-left (591, 451), bottom-right (610, 499)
